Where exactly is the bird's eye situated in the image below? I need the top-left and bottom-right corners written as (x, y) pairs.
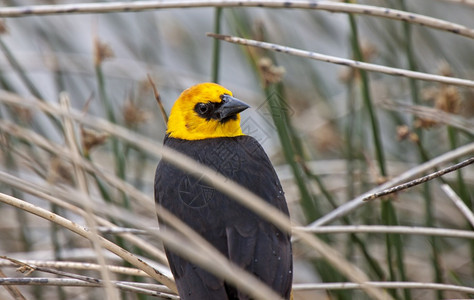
top-left (197, 103), bottom-right (209, 115)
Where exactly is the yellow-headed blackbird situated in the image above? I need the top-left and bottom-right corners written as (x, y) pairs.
top-left (155, 83), bottom-right (292, 299)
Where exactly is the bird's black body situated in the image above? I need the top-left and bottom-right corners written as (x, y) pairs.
top-left (155, 135), bottom-right (292, 300)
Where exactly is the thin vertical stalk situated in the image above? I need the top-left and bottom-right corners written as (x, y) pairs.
top-left (423, 183), bottom-right (443, 300)
top-left (84, 152), bottom-right (113, 203)
top-left (95, 59), bottom-right (133, 292)
top-left (381, 201), bottom-right (398, 299)
top-left (346, 4), bottom-right (409, 299)
top-left (345, 80), bottom-right (357, 200)
top-left (212, 7), bottom-right (223, 83)
top-left (346, 14), bottom-right (386, 176)
top-left (414, 143), bottom-right (444, 300)
top-left (400, 6), bottom-right (419, 106)
top-left (95, 64), bottom-right (129, 209)
top-left (388, 201), bottom-right (411, 300)
top-left (50, 203), bottom-right (68, 300)
top-left (447, 127), bottom-right (471, 209)
top-left (267, 84), bottom-right (351, 300)
top-left (398, 1), bottom-right (442, 297)
top-left (264, 85), bottom-right (318, 221)
top-left (447, 126), bottom-right (473, 283)
top-left (343, 70), bottom-right (385, 279)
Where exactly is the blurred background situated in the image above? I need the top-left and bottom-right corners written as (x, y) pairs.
top-left (0, 0), bottom-right (473, 299)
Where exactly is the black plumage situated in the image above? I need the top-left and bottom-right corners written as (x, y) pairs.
top-left (155, 135), bottom-right (292, 299)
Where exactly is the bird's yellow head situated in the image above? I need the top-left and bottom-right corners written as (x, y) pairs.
top-left (166, 83), bottom-right (250, 140)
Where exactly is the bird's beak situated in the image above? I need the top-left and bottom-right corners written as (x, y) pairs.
top-left (214, 94), bottom-right (250, 121)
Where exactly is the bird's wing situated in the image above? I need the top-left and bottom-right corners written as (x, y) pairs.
top-left (223, 136), bottom-right (292, 299)
top-left (155, 148), bottom-right (231, 299)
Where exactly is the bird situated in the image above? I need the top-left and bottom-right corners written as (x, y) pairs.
top-left (154, 82), bottom-right (292, 299)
